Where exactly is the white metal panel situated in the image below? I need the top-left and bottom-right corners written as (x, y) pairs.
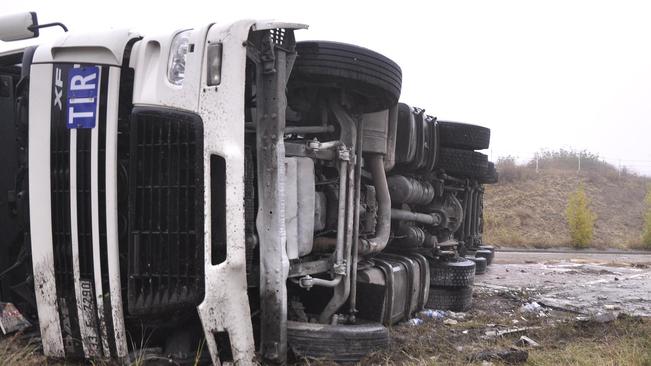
top-left (130, 25), bottom-right (211, 113)
top-left (32, 29), bottom-right (139, 66)
top-left (28, 63), bottom-right (65, 357)
top-left (252, 20), bottom-right (308, 31)
top-left (90, 108), bottom-right (111, 357)
top-left (196, 19), bottom-right (257, 365)
top-left (104, 67), bottom-right (128, 358)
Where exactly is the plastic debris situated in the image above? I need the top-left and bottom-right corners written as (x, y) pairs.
top-left (484, 326), bottom-right (541, 337)
top-left (0, 302), bottom-right (31, 334)
top-left (408, 318), bottom-right (424, 326)
top-left (517, 335), bottom-right (540, 347)
top-left (592, 312), bottom-right (617, 323)
top-left (446, 311), bottom-right (466, 320)
top-left (520, 302), bottom-right (542, 313)
top-left (443, 319), bottom-right (458, 325)
top-left (418, 309), bottom-right (446, 320)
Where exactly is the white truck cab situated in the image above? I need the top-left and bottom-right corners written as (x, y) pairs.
top-left (0, 11), bottom-right (497, 365)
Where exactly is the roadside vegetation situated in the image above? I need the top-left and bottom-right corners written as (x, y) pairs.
top-left (642, 185), bottom-right (651, 249)
top-left (565, 184), bottom-right (595, 248)
top-left (483, 150), bottom-right (651, 249)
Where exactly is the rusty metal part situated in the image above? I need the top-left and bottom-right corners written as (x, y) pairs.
top-left (288, 258), bottom-right (332, 278)
top-left (358, 155), bottom-right (391, 255)
top-left (319, 159), bottom-right (355, 323)
top-left (387, 175), bottom-right (435, 205)
top-left (285, 125), bottom-right (335, 134)
top-left (255, 30), bottom-right (295, 363)
top-left (349, 116), bottom-right (364, 317)
top-left (390, 208), bottom-right (442, 226)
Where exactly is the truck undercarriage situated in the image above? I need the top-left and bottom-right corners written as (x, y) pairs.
top-left (0, 18), bottom-right (497, 365)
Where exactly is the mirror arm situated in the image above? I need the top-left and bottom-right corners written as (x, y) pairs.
top-left (28, 22), bottom-right (68, 33)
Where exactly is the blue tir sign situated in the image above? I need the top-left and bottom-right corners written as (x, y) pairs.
top-left (66, 66), bottom-right (100, 129)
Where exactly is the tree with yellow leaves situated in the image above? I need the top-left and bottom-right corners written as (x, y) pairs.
top-left (565, 184), bottom-right (595, 248)
top-left (642, 185), bottom-right (651, 248)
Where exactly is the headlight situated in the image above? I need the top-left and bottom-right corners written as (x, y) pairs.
top-left (167, 29), bottom-right (192, 86)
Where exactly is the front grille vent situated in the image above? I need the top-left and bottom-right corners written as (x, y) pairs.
top-left (127, 107), bottom-right (204, 314)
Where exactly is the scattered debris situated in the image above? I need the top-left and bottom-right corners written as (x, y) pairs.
top-left (603, 304), bottom-right (621, 310)
top-left (516, 335), bottom-right (540, 347)
top-left (536, 298), bottom-right (585, 314)
top-left (520, 302), bottom-right (542, 313)
top-left (418, 309), bottom-right (446, 319)
top-left (446, 311), bottom-right (466, 320)
top-left (484, 326), bottom-right (541, 337)
top-left (0, 302), bottom-right (31, 334)
top-left (408, 318), bottom-right (424, 326)
top-left (592, 312), bottom-right (617, 323)
top-left (443, 319), bottom-right (458, 325)
top-left (468, 347), bottom-right (528, 364)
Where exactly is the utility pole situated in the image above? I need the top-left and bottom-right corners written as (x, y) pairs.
top-left (535, 154), bottom-right (539, 173)
top-left (577, 153), bottom-right (581, 173)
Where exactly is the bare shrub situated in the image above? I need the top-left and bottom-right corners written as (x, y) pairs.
top-left (495, 156), bottom-right (535, 183)
top-left (527, 149), bottom-right (618, 175)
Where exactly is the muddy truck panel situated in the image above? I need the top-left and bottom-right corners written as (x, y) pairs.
top-left (0, 13), bottom-right (498, 365)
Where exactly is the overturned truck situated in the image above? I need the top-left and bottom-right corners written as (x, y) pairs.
top-left (0, 13), bottom-right (497, 364)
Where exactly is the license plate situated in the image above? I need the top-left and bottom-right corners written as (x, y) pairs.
top-left (66, 65), bottom-right (100, 129)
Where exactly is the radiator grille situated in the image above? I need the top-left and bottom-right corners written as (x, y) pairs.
top-left (50, 100), bottom-right (83, 354)
top-left (127, 108), bottom-right (205, 314)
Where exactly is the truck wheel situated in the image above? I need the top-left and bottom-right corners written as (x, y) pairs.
top-left (287, 321), bottom-right (389, 362)
top-left (426, 286), bottom-right (473, 312)
top-left (289, 41), bottom-right (402, 112)
top-left (465, 256), bottom-right (487, 275)
top-left (436, 147), bottom-right (488, 178)
top-left (429, 258), bottom-right (475, 287)
top-left (475, 249), bottom-right (494, 265)
top-left (478, 161), bottom-right (498, 184)
top-left (479, 245), bottom-right (495, 252)
top-left (438, 121), bottom-right (490, 150)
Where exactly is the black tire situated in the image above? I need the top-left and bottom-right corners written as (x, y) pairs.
top-left (426, 286), bottom-right (473, 312)
top-left (289, 41), bottom-right (402, 112)
top-left (436, 147), bottom-right (488, 178)
top-left (465, 256), bottom-right (487, 275)
top-left (478, 161), bottom-right (499, 184)
top-left (438, 121), bottom-right (491, 150)
top-left (479, 245), bottom-right (495, 252)
top-left (429, 258), bottom-right (475, 287)
top-left (475, 249), bottom-right (494, 265)
top-left (287, 321), bottom-right (389, 362)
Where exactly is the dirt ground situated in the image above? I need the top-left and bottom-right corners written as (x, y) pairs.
top-left (2, 251), bottom-right (651, 365)
top-left (355, 250), bottom-right (651, 365)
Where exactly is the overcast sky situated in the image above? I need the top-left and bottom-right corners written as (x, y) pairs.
top-left (2, 0), bottom-right (651, 174)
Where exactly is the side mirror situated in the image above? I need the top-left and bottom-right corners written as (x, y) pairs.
top-left (0, 12), bottom-right (40, 42)
top-left (0, 12), bottom-right (68, 42)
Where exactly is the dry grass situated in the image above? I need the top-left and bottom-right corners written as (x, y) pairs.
top-left (525, 315), bottom-right (651, 366)
top-left (361, 294), bottom-right (651, 366)
top-left (0, 333), bottom-right (48, 366)
top-left (484, 167), bottom-right (651, 249)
